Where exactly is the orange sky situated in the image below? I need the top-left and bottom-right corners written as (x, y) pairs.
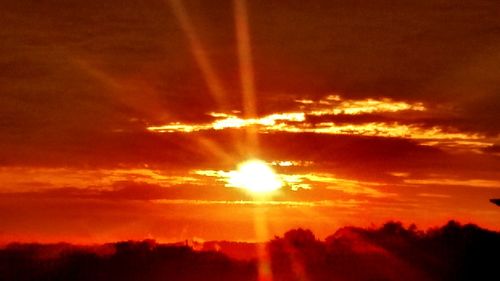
top-left (1, 0), bottom-right (500, 243)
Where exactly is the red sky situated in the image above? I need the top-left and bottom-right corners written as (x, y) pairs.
top-left (1, 0), bottom-right (500, 244)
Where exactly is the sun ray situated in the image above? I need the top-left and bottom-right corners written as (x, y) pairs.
top-left (194, 136), bottom-right (236, 165)
top-left (234, 0), bottom-right (257, 118)
top-left (69, 56), bottom-right (169, 121)
top-left (254, 206), bottom-right (273, 281)
top-left (234, 0), bottom-right (259, 154)
top-left (227, 159), bottom-right (280, 281)
top-left (168, 0), bottom-right (228, 109)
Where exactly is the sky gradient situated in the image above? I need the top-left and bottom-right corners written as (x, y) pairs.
top-left (1, 0), bottom-right (500, 243)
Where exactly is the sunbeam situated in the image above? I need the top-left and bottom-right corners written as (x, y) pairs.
top-left (234, 3), bottom-right (272, 278)
top-left (234, 0), bottom-right (257, 119)
top-left (234, 0), bottom-right (259, 154)
top-left (70, 57), bottom-right (168, 121)
top-left (167, 0), bottom-right (228, 109)
top-left (254, 206), bottom-right (273, 281)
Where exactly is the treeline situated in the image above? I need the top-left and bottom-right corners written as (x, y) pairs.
top-left (1, 221), bottom-right (498, 281)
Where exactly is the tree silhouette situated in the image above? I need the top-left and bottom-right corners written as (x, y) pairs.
top-left (1, 221), bottom-right (498, 281)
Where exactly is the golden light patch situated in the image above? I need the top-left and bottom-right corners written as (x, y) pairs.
top-left (227, 160), bottom-right (283, 194)
top-left (146, 95), bottom-right (489, 151)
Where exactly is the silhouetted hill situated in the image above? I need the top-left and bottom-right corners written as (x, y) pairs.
top-left (1, 221), bottom-right (498, 281)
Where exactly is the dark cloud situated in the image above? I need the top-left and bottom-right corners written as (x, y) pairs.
top-left (2, 127), bottom-right (499, 185)
top-left (0, 181), bottom-right (254, 201)
top-left (482, 144), bottom-right (500, 154)
top-left (304, 113), bottom-right (469, 131)
top-left (1, 0), bottom-right (500, 166)
top-left (0, 117), bottom-right (446, 167)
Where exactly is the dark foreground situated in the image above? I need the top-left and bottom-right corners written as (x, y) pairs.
top-left (1, 221), bottom-right (499, 281)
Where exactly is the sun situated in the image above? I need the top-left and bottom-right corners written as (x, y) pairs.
top-left (228, 160), bottom-right (283, 194)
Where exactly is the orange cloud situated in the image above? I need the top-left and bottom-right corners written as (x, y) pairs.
top-left (300, 94), bottom-right (426, 115)
top-left (405, 178), bottom-right (500, 189)
top-left (147, 95), bottom-right (487, 151)
top-left (195, 168), bottom-right (390, 198)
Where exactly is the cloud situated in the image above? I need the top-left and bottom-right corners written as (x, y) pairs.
top-left (195, 168), bottom-right (390, 197)
top-left (1, 0), bottom-right (500, 168)
top-left (482, 144), bottom-right (500, 155)
top-left (405, 178), bottom-right (500, 189)
top-left (147, 94), bottom-right (492, 155)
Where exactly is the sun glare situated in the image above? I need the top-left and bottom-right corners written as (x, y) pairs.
top-left (228, 160), bottom-right (283, 194)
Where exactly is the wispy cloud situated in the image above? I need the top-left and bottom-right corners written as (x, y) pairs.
top-left (147, 95), bottom-right (488, 150)
top-left (152, 199), bottom-right (358, 207)
top-left (195, 168), bottom-right (390, 197)
top-left (405, 178), bottom-right (500, 189)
